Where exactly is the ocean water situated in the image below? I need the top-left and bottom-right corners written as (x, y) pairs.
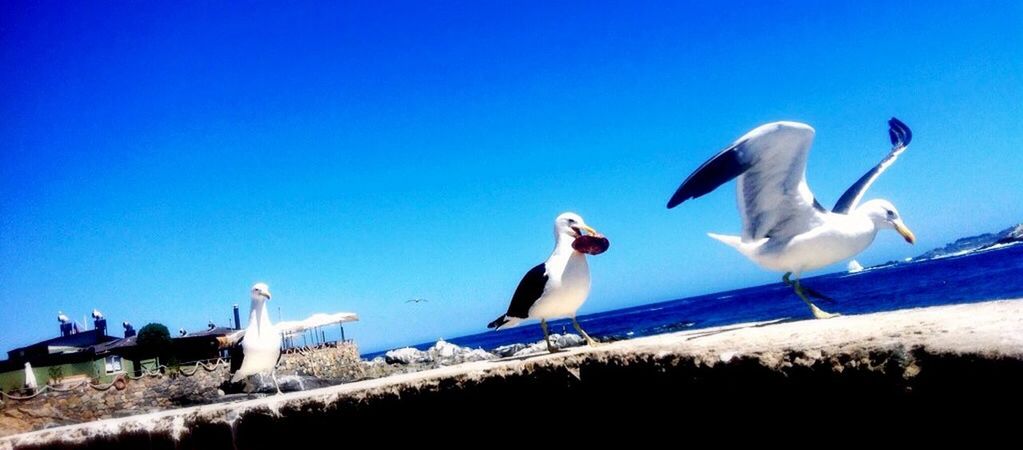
top-left (365, 243), bottom-right (1023, 358)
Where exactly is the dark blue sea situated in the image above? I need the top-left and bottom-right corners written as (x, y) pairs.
top-left (364, 243), bottom-right (1023, 358)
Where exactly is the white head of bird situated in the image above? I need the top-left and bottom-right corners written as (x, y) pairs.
top-left (248, 282), bottom-right (273, 336)
top-left (553, 212), bottom-right (597, 243)
top-left (856, 199), bottom-right (916, 244)
top-left (251, 283), bottom-right (272, 302)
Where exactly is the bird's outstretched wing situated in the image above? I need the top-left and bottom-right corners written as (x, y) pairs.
top-left (275, 312), bottom-right (359, 336)
top-left (668, 121), bottom-right (824, 242)
top-left (505, 263), bottom-right (548, 319)
top-left (216, 329), bottom-right (246, 348)
top-left (832, 118), bottom-right (912, 214)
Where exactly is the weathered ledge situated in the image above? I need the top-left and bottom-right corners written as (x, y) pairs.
top-left (4, 299), bottom-right (1022, 448)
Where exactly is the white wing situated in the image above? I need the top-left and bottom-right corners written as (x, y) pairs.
top-left (275, 312), bottom-right (359, 337)
top-left (668, 121), bottom-right (826, 243)
top-left (216, 329), bottom-right (246, 348)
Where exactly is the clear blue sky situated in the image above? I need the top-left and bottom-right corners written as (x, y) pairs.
top-left (2, 1), bottom-right (1021, 353)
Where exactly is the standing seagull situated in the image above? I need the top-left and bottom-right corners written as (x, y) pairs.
top-left (228, 282), bottom-right (283, 393)
top-left (667, 118), bottom-right (916, 319)
top-left (488, 212), bottom-right (604, 352)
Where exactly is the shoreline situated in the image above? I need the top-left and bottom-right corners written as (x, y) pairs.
top-left (364, 242), bottom-right (1023, 358)
top-left (3, 298), bottom-right (1022, 448)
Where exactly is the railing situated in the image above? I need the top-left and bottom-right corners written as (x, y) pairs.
top-left (281, 339), bottom-right (354, 355)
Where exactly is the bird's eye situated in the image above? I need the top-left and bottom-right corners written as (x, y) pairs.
top-left (886, 210), bottom-right (895, 217)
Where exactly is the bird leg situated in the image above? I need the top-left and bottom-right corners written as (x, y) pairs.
top-left (540, 319), bottom-right (559, 353)
top-left (271, 370), bottom-right (282, 394)
top-left (783, 273), bottom-right (840, 320)
top-left (572, 317), bottom-right (600, 347)
top-left (802, 285), bottom-right (836, 304)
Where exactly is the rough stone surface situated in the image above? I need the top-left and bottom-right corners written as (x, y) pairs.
top-left (276, 344), bottom-right (363, 381)
top-left (3, 300), bottom-right (1023, 448)
top-left (0, 343), bottom-right (361, 437)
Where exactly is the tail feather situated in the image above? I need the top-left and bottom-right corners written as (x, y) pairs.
top-left (707, 233), bottom-right (766, 257)
top-left (707, 232), bottom-right (743, 249)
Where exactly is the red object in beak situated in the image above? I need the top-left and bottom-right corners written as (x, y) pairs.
top-left (572, 234), bottom-right (610, 255)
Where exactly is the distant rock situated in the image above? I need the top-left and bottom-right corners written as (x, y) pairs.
top-left (492, 343), bottom-right (528, 358)
top-left (430, 340), bottom-right (460, 360)
top-left (913, 223), bottom-right (1023, 261)
top-left (384, 347), bottom-right (431, 365)
top-left (847, 260), bottom-right (864, 273)
top-left (427, 340), bottom-right (495, 364)
top-left (465, 349), bottom-right (496, 361)
top-left (509, 333), bottom-right (588, 357)
top-left (377, 335), bottom-right (592, 369)
top-left (995, 224), bottom-right (1023, 245)
top-left (383, 340), bottom-right (496, 366)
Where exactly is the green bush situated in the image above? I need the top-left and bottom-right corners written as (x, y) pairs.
top-left (47, 366), bottom-right (64, 384)
top-left (137, 323), bottom-right (172, 362)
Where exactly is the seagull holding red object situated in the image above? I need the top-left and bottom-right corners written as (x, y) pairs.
top-left (488, 212), bottom-right (609, 353)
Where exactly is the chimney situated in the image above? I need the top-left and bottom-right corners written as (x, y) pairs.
top-left (123, 322), bottom-right (136, 338)
top-left (60, 323), bottom-right (73, 337)
top-left (94, 318), bottom-right (108, 336)
top-left (233, 304), bottom-right (241, 330)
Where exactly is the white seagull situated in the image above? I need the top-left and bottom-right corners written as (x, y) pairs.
top-left (667, 118), bottom-right (916, 319)
top-left (91, 309), bottom-right (104, 320)
top-left (221, 283), bottom-right (359, 393)
top-left (57, 311), bottom-right (70, 323)
top-left (488, 212), bottom-right (604, 352)
top-left (227, 282), bottom-right (283, 392)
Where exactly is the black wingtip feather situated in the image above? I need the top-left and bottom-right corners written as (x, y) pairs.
top-left (667, 144), bottom-right (749, 209)
top-left (888, 117), bottom-right (912, 148)
top-left (487, 315), bottom-right (508, 329)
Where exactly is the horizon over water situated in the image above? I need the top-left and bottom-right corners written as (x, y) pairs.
top-left (363, 243), bottom-right (1023, 359)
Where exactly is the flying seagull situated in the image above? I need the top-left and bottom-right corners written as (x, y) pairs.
top-left (406, 298), bottom-right (428, 304)
top-left (667, 118), bottom-right (916, 319)
top-left (488, 212), bottom-right (604, 352)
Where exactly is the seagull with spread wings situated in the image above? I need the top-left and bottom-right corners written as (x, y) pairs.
top-left (667, 118), bottom-right (916, 319)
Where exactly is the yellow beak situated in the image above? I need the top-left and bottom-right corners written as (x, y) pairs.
top-left (579, 224), bottom-right (599, 237)
top-left (893, 220), bottom-right (916, 244)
